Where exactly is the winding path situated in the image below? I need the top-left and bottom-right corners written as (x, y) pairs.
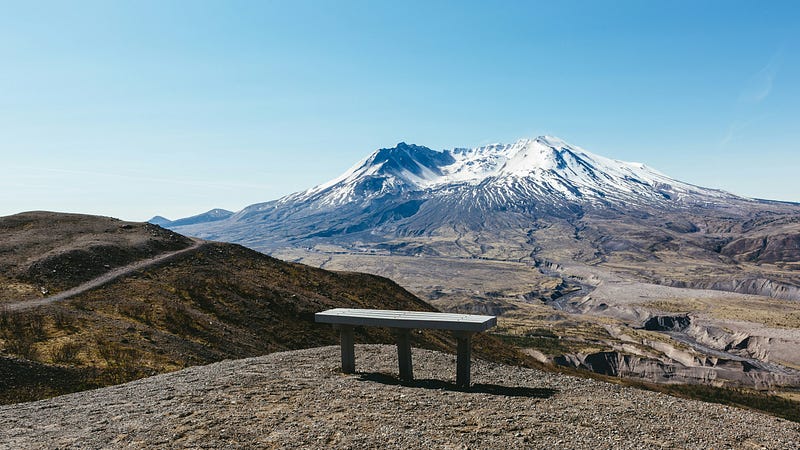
top-left (5, 238), bottom-right (205, 312)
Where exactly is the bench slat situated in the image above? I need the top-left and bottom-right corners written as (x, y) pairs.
top-left (315, 308), bottom-right (496, 332)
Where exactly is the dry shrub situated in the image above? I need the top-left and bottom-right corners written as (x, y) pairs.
top-left (5, 333), bottom-right (38, 359)
top-left (163, 300), bottom-right (196, 335)
top-left (95, 338), bottom-right (143, 383)
top-left (96, 339), bottom-right (138, 368)
top-left (52, 309), bottom-right (73, 330)
top-left (0, 310), bottom-right (48, 359)
top-left (51, 340), bottom-right (82, 365)
top-left (117, 300), bottom-right (153, 324)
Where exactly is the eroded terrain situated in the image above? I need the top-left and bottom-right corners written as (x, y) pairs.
top-left (276, 245), bottom-right (800, 395)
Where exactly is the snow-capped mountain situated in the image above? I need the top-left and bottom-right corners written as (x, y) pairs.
top-left (282, 136), bottom-right (732, 211)
top-left (166, 136), bottom-right (800, 269)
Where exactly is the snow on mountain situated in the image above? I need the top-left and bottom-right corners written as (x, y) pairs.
top-left (166, 136), bottom-right (761, 254)
top-left (291, 142), bottom-right (454, 207)
top-left (284, 136), bottom-right (735, 211)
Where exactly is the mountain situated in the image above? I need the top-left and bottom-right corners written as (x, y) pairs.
top-left (169, 136), bottom-right (800, 274)
top-left (0, 211), bottom-right (531, 403)
top-left (148, 208), bottom-right (233, 228)
top-left (290, 136), bottom-right (731, 210)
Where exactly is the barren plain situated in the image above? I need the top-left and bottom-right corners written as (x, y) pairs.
top-left (275, 245), bottom-right (800, 394)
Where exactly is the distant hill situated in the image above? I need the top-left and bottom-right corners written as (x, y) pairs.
top-left (148, 208), bottom-right (233, 228)
top-left (147, 215), bottom-right (173, 227)
top-left (0, 211), bottom-right (530, 404)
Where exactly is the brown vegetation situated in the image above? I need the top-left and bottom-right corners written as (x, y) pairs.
top-left (0, 227), bottom-right (533, 403)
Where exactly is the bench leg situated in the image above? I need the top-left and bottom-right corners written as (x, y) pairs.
top-left (395, 328), bottom-right (413, 381)
top-left (339, 325), bottom-right (355, 374)
top-left (455, 331), bottom-right (473, 388)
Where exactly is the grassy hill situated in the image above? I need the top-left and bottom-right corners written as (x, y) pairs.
top-left (0, 212), bottom-right (531, 403)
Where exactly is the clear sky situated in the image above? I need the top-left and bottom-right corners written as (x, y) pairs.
top-left (1, 0), bottom-right (798, 221)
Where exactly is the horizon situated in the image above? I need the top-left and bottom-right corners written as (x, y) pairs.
top-left (1, 1), bottom-right (798, 221)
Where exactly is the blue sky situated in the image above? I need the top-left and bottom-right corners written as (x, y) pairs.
top-left (1, 0), bottom-right (798, 221)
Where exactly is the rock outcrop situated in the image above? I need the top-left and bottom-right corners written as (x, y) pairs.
top-left (554, 351), bottom-right (800, 389)
top-left (643, 315), bottom-right (692, 332)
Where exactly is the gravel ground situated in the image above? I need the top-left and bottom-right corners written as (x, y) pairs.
top-left (1, 345), bottom-right (799, 449)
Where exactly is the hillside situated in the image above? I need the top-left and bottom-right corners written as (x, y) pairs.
top-left (0, 212), bottom-right (529, 403)
top-left (1, 345), bottom-right (798, 449)
top-left (0, 211), bottom-right (194, 297)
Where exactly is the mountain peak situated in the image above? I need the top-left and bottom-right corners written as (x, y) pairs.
top-left (366, 143), bottom-right (455, 178)
top-left (291, 136), bottom-right (736, 210)
top-left (534, 135), bottom-right (570, 148)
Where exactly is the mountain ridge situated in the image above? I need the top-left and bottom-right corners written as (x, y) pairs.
top-left (148, 208), bottom-right (233, 228)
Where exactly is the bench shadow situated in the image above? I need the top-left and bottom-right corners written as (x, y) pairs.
top-left (357, 372), bottom-right (558, 398)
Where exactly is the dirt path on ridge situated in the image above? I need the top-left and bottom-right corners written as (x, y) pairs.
top-left (5, 238), bottom-right (205, 312)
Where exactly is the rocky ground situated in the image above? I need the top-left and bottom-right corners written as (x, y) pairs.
top-left (2, 345), bottom-right (798, 449)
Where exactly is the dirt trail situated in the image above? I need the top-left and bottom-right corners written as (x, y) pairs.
top-left (5, 238), bottom-right (205, 312)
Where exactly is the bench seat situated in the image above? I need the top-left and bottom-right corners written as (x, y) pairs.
top-left (315, 308), bottom-right (497, 387)
top-left (315, 308), bottom-right (496, 331)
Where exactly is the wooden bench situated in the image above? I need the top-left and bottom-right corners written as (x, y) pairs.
top-left (315, 308), bottom-right (497, 387)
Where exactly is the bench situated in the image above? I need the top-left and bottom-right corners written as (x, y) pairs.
top-left (315, 308), bottom-right (497, 387)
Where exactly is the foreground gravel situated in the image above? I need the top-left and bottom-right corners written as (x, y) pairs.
top-left (1, 345), bottom-right (798, 449)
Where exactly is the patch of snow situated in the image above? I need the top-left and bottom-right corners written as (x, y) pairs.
top-left (291, 136), bottom-right (741, 208)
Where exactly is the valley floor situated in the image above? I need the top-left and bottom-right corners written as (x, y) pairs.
top-left (273, 248), bottom-right (800, 389)
top-left (1, 345), bottom-right (798, 449)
